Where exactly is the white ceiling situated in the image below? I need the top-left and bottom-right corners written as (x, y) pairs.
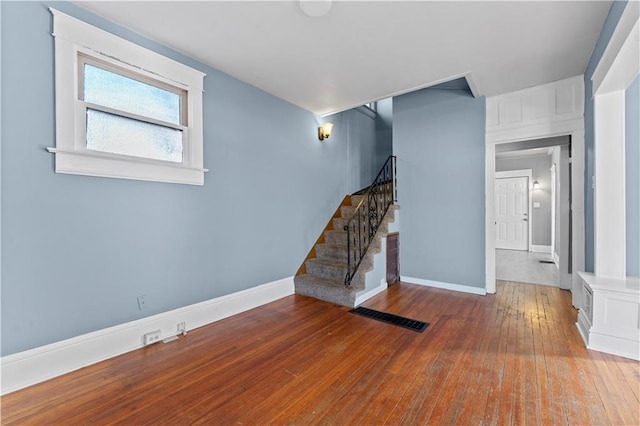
top-left (75, 1), bottom-right (612, 116)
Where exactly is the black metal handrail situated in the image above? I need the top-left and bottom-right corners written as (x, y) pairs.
top-left (344, 155), bottom-right (397, 286)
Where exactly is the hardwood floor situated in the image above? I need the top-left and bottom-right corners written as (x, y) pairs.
top-left (2, 281), bottom-right (639, 425)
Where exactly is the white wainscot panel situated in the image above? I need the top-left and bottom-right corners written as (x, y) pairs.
top-left (486, 98), bottom-right (500, 127)
top-left (576, 272), bottom-right (640, 361)
top-left (486, 75), bottom-right (584, 135)
top-left (601, 296), bottom-right (640, 337)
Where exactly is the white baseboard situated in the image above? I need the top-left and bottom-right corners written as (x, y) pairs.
top-left (588, 330), bottom-right (640, 361)
top-left (531, 245), bottom-right (552, 254)
top-left (1, 277), bottom-right (294, 395)
top-left (355, 279), bottom-right (388, 306)
top-left (576, 313), bottom-right (590, 346)
top-left (401, 276), bottom-right (487, 296)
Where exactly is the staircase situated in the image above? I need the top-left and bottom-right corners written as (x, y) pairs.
top-left (294, 156), bottom-right (397, 307)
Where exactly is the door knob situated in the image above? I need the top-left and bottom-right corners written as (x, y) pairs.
top-left (523, 218), bottom-right (528, 221)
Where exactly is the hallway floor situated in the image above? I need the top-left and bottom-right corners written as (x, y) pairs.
top-left (496, 249), bottom-right (559, 287)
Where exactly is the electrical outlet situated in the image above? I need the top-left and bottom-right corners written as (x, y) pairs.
top-left (137, 295), bottom-right (148, 311)
top-left (143, 330), bottom-right (161, 345)
top-left (177, 322), bottom-right (187, 335)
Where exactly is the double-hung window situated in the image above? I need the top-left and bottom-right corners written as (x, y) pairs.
top-left (49, 9), bottom-right (207, 185)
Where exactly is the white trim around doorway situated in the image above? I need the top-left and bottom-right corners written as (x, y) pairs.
top-left (484, 76), bottom-right (585, 296)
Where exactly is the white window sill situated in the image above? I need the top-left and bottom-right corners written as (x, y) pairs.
top-left (47, 147), bottom-right (208, 185)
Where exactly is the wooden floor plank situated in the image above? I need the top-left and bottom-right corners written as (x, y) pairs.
top-left (331, 288), bottom-right (438, 425)
top-left (2, 281), bottom-right (638, 425)
top-left (614, 356), bottom-right (640, 402)
top-left (537, 286), bottom-right (572, 424)
top-left (379, 285), bottom-right (483, 426)
top-left (531, 286), bottom-right (562, 426)
top-left (496, 282), bottom-right (519, 425)
top-left (428, 298), bottom-right (491, 425)
top-left (456, 289), bottom-right (503, 424)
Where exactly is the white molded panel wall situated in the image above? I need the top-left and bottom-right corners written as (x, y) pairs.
top-left (486, 75), bottom-right (584, 133)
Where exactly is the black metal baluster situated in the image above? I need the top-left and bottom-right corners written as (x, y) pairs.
top-left (343, 155), bottom-right (396, 286)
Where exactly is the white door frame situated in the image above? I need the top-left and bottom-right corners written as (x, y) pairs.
top-left (495, 169), bottom-right (532, 251)
top-left (550, 162), bottom-right (557, 263)
top-left (486, 130), bottom-right (585, 295)
top-left (485, 76), bottom-right (585, 296)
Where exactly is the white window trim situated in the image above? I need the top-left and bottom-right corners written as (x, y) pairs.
top-left (47, 8), bottom-right (208, 185)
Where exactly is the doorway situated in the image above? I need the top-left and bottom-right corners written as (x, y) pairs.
top-left (492, 137), bottom-right (572, 289)
top-left (484, 76), bottom-right (586, 305)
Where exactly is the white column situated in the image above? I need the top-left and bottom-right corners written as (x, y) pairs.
top-left (594, 90), bottom-right (626, 279)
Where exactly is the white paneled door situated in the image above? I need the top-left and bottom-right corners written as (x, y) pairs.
top-left (495, 177), bottom-right (529, 250)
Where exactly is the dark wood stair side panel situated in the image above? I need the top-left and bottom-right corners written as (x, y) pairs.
top-left (295, 195), bottom-right (352, 276)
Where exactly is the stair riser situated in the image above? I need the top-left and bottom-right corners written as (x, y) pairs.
top-left (348, 272), bottom-right (366, 290)
top-left (352, 196), bottom-right (391, 208)
top-left (315, 245), bottom-right (348, 261)
top-left (329, 208), bottom-right (394, 254)
top-left (350, 195), bottom-right (365, 207)
top-left (316, 242), bottom-right (383, 265)
top-left (318, 233), bottom-right (385, 260)
top-left (336, 219), bottom-right (383, 232)
top-left (324, 230), bottom-right (348, 245)
top-left (340, 206), bottom-right (355, 217)
top-left (305, 260), bottom-right (347, 282)
top-left (342, 233), bottom-right (385, 251)
top-left (337, 205), bottom-right (395, 230)
top-left (332, 217), bottom-right (350, 230)
top-left (306, 254), bottom-right (374, 280)
top-left (294, 277), bottom-right (357, 307)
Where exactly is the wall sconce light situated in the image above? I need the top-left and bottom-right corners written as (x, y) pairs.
top-left (533, 181), bottom-right (540, 189)
top-left (318, 122), bottom-right (333, 141)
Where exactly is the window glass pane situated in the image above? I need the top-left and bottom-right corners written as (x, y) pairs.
top-left (86, 109), bottom-right (183, 162)
top-left (84, 64), bottom-right (181, 125)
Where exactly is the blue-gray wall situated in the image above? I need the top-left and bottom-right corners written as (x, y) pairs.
top-left (345, 109), bottom-right (379, 193)
top-left (0, 1), bottom-right (386, 356)
top-left (584, 0), bottom-right (628, 272)
top-left (393, 88), bottom-right (486, 289)
top-left (626, 76), bottom-right (639, 277)
top-left (375, 98), bottom-right (393, 170)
